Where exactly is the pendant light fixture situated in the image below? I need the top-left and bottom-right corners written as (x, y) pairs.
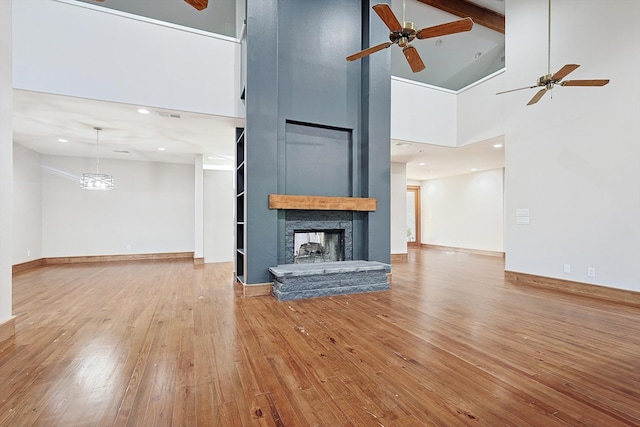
top-left (80, 127), bottom-right (114, 190)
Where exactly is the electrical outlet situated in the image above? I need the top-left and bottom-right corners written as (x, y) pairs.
top-left (563, 264), bottom-right (571, 274)
top-left (27, 249), bottom-right (31, 257)
top-left (588, 267), bottom-right (596, 277)
top-left (126, 244), bottom-right (132, 251)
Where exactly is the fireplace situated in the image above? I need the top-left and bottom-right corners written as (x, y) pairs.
top-left (269, 195), bottom-right (389, 301)
top-left (284, 210), bottom-right (352, 264)
top-left (294, 230), bottom-right (345, 263)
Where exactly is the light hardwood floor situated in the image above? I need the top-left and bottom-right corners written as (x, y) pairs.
top-left (1, 248), bottom-right (640, 426)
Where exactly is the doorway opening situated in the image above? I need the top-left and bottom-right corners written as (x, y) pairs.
top-left (407, 185), bottom-right (421, 248)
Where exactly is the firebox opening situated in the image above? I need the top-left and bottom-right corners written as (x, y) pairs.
top-left (294, 230), bottom-right (345, 264)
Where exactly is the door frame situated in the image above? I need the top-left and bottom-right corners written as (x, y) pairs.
top-left (407, 185), bottom-right (421, 248)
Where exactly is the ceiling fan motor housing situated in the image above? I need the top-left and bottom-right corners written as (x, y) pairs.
top-left (538, 74), bottom-right (553, 87)
top-left (390, 21), bottom-right (418, 47)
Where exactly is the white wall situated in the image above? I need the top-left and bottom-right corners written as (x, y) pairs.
top-left (13, 144), bottom-right (42, 264)
top-left (12, 0), bottom-right (242, 118)
top-left (391, 77), bottom-right (457, 146)
top-left (504, 0), bottom-right (640, 291)
top-left (203, 170), bottom-right (234, 263)
top-left (0, 0), bottom-right (12, 326)
top-left (422, 169), bottom-right (504, 252)
top-left (457, 72), bottom-right (505, 146)
top-left (390, 162), bottom-right (408, 255)
top-left (194, 155), bottom-right (204, 259)
top-left (41, 155), bottom-right (194, 257)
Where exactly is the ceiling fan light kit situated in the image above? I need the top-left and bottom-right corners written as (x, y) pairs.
top-left (496, 0), bottom-right (609, 105)
top-left (346, 3), bottom-right (474, 73)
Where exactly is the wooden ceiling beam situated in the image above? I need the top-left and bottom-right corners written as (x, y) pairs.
top-left (416, 0), bottom-right (505, 34)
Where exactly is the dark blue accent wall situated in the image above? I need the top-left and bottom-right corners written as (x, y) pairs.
top-left (245, 0), bottom-right (391, 284)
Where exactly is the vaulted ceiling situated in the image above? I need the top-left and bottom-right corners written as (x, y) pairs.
top-left (13, 0), bottom-right (506, 180)
top-left (389, 0), bottom-right (505, 89)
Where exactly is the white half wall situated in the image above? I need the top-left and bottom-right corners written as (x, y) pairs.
top-left (13, 0), bottom-right (242, 118)
top-left (421, 169), bottom-right (504, 252)
top-left (391, 77), bottom-right (457, 147)
top-left (41, 155), bottom-right (195, 257)
top-left (504, 0), bottom-right (640, 291)
top-left (203, 170), bottom-right (234, 263)
top-left (457, 72), bottom-right (505, 146)
top-left (13, 144), bottom-right (42, 264)
top-left (390, 162), bottom-right (408, 255)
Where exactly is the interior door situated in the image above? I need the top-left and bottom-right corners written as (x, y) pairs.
top-left (406, 185), bottom-right (421, 248)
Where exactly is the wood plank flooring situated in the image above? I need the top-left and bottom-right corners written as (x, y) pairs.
top-left (1, 248), bottom-right (640, 426)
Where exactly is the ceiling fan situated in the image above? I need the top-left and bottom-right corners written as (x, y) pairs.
top-left (346, 2), bottom-right (474, 73)
top-left (496, 0), bottom-right (609, 106)
top-left (94, 0), bottom-right (208, 11)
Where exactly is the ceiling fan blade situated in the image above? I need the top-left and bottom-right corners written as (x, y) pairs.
top-left (372, 3), bottom-right (402, 32)
top-left (551, 64), bottom-right (579, 81)
top-left (416, 17), bottom-right (474, 40)
top-left (560, 79), bottom-right (610, 87)
top-left (527, 88), bottom-right (548, 105)
top-left (184, 0), bottom-right (208, 10)
top-left (496, 85), bottom-right (538, 95)
top-left (403, 45), bottom-right (426, 73)
top-left (346, 42), bottom-right (394, 62)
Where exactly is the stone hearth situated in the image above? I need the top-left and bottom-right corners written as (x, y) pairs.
top-left (269, 260), bottom-right (390, 301)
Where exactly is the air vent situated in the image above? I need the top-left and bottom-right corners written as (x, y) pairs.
top-left (158, 111), bottom-right (182, 119)
top-left (114, 150), bottom-right (130, 154)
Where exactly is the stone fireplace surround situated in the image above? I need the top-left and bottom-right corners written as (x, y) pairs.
top-left (269, 194), bottom-right (390, 300)
top-left (285, 210), bottom-right (352, 264)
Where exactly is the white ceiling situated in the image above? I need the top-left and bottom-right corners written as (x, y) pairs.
top-left (392, 136), bottom-right (505, 181)
top-left (13, 90), bottom-right (243, 171)
top-left (12, 0), bottom-right (505, 181)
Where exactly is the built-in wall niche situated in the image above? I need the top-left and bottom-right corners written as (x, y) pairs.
top-left (235, 127), bottom-right (245, 282)
top-left (284, 121), bottom-right (352, 197)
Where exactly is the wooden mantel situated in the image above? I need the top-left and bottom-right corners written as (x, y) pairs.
top-left (268, 194), bottom-right (377, 211)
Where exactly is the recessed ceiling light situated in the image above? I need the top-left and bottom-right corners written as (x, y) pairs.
top-left (58, 138), bottom-right (68, 143)
top-left (471, 168), bottom-right (477, 171)
top-left (158, 147), bottom-right (166, 151)
top-left (421, 177), bottom-right (427, 180)
top-left (493, 143), bottom-right (503, 148)
top-left (419, 162), bottom-right (426, 166)
top-left (138, 108), bottom-right (150, 114)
